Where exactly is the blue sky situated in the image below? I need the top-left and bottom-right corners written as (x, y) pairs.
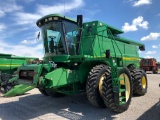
top-left (0, 0), bottom-right (160, 61)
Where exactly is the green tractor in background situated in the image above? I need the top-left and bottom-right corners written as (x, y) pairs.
top-left (0, 53), bottom-right (38, 94)
top-left (4, 14), bottom-right (148, 113)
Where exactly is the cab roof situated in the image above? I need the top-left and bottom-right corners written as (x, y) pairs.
top-left (36, 14), bottom-right (77, 26)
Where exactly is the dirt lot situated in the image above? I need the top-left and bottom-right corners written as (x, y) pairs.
top-left (0, 74), bottom-right (160, 120)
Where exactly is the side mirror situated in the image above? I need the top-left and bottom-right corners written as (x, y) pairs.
top-left (139, 45), bottom-right (145, 51)
top-left (36, 31), bottom-right (40, 41)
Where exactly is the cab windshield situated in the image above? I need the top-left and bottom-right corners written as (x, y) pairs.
top-left (40, 20), bottom-right (78, 56)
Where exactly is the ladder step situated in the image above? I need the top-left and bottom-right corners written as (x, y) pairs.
top-left (119, 96), bottom-right (125, 99)
top-left (120, 89), bottom-right (125, 93)
top-left (117, 67), bottom-right (123, 70)
top-left (119, 78), bottom-right (124, 81)
top-left (119, 96), bottom-right (126, 103)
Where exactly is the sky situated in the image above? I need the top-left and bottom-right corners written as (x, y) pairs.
top-left (0, 0), bottom-right (160, 61)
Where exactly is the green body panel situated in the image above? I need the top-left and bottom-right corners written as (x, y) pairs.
top-left (16, 64), bottom-right (44, 85)
top-left (0, 53), bottom-right (38, 74)
top-left (45, 68), bottom-right (78, 87)
top-left (0, 58), bottom-right (26, 71)
top-left (5, 14), bottom-right (144, 105)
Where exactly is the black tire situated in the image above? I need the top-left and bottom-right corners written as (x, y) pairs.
top-left (46, 90), bottom-right (65, 98)
top-left (102, 67), bottom-right (133, 113)
top-left (130, 69), bottom-right (147, 95)
top-left (0, 74), bottom-right (14, 93)
top-left (38, 88), bottom-right (49, 96)
top-left (153, 69), bottom-right (157, 74)
top-left (127, 64), bottom-right (135, 71)
top-left (86, 64), bottom-right (109, 108)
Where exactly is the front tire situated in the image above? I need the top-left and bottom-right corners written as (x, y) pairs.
top-left (102, 67), bottom-right (132, 113)
top-left (46, 90), bottom-right (65, 98)
top-left (38, 88), bottom-right (49, 96)
top-left (86, 64), bottom-right (109, 108)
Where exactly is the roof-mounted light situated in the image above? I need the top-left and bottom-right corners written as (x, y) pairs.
top-left (38, 22), bottom-right (41, 26)
top-left (53, 17), bottom-right (58, 20)
top-left (48, 17), bottom-right (52, 21)
top-left (45, 19), bottom-right (48, 22)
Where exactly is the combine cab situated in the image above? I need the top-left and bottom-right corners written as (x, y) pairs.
top-left (140, 58), bottom-right (158, 74)
top-left (4, 14), bottom-right (148, 113)
top-left (0, 53), bottom-right (38, 94)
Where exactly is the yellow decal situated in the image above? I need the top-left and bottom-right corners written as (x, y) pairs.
top-left (94, 55), bottom-right (105, 58)
top-left (123, 57), bottom-right (139, 61)
top-left (0, 64), bottom-right (21, 67)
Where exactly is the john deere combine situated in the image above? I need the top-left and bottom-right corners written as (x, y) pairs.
top-left (4, 14), bottom-right (148, 113)
top-left (0, 53), bottom-right (38, 94)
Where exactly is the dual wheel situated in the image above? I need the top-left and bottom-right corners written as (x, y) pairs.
top-left (86, 64), bottom-right (148, 113)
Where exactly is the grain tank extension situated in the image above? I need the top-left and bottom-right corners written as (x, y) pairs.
top-left (5, 14), bottom-right (148, 113)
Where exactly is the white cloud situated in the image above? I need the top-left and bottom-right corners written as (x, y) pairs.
top-left (19, 31), bottom-right (40, 45)
top-left (20, 40), bottom-right (37, 45)
top-left (0, 0), bottom-right (22, 17)
top-left (145, 51), bottom-right (156, 54)
top-left (133, 0), bottom-right (152, 7)
top-left (14, 12), bottom-right (41, 25)
top-left (13, 0), bottom-right (84, 25)
top-left (0, 23), bottom-right (6, 31)
top-left (122, 16), bottom-right (148, 32)
top-left (152, 45), bottom-right (158, 48)
top-left (37, 0), bottom-right (84, 16)
top-left (0, 40), bottom-right (43, 59)
top-left (122, 23), bottom-right (137, 32)
top-left (144, 55), bottom-right (153, 58)
top-left (141, 32), bottom-right (160, 41)
top-left (137, 21), bottom-right (148, 29)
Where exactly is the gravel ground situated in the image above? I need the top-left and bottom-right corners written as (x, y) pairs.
top-left (0, 73), bottom-right (160, 120)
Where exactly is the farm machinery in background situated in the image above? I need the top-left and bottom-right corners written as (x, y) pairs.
top-left (0, 53), bottom-right (38, 94)
top-left (140, 58), bottom-right (160, 74)
top-left (3, 14), bottom-right (148, 113)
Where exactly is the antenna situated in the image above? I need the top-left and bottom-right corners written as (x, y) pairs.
top-left (64, 0), bottom-right (65, 15)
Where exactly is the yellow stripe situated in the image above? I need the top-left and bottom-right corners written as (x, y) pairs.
top-left (0, 64), bottom-right (21, 66)
top-left (94, 55), bottom-right (105, 58)
top-left (123, 57), bottom-right (139, 60)
top-left (91, 56), bottom-right (139, 60)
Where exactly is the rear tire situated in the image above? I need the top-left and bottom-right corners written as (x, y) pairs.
top-left (86, 64), bottom-right (108, 108)
top-left (130, 69), bottom-right (148, 96)
top-left (102, 67), bottom-right (132, 113)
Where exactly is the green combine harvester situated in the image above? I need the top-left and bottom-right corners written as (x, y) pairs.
top-left (4, 14), bottom-right (148, 113)
top-left (0, 53), bottom-right (38, 94)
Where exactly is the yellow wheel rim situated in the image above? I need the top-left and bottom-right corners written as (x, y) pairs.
top-left (119, 74), bottom-right (130, 102)
top-left (141, 76), bottom-right (147, 89)
top-left (99, 74), bottom-right (105, 96)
